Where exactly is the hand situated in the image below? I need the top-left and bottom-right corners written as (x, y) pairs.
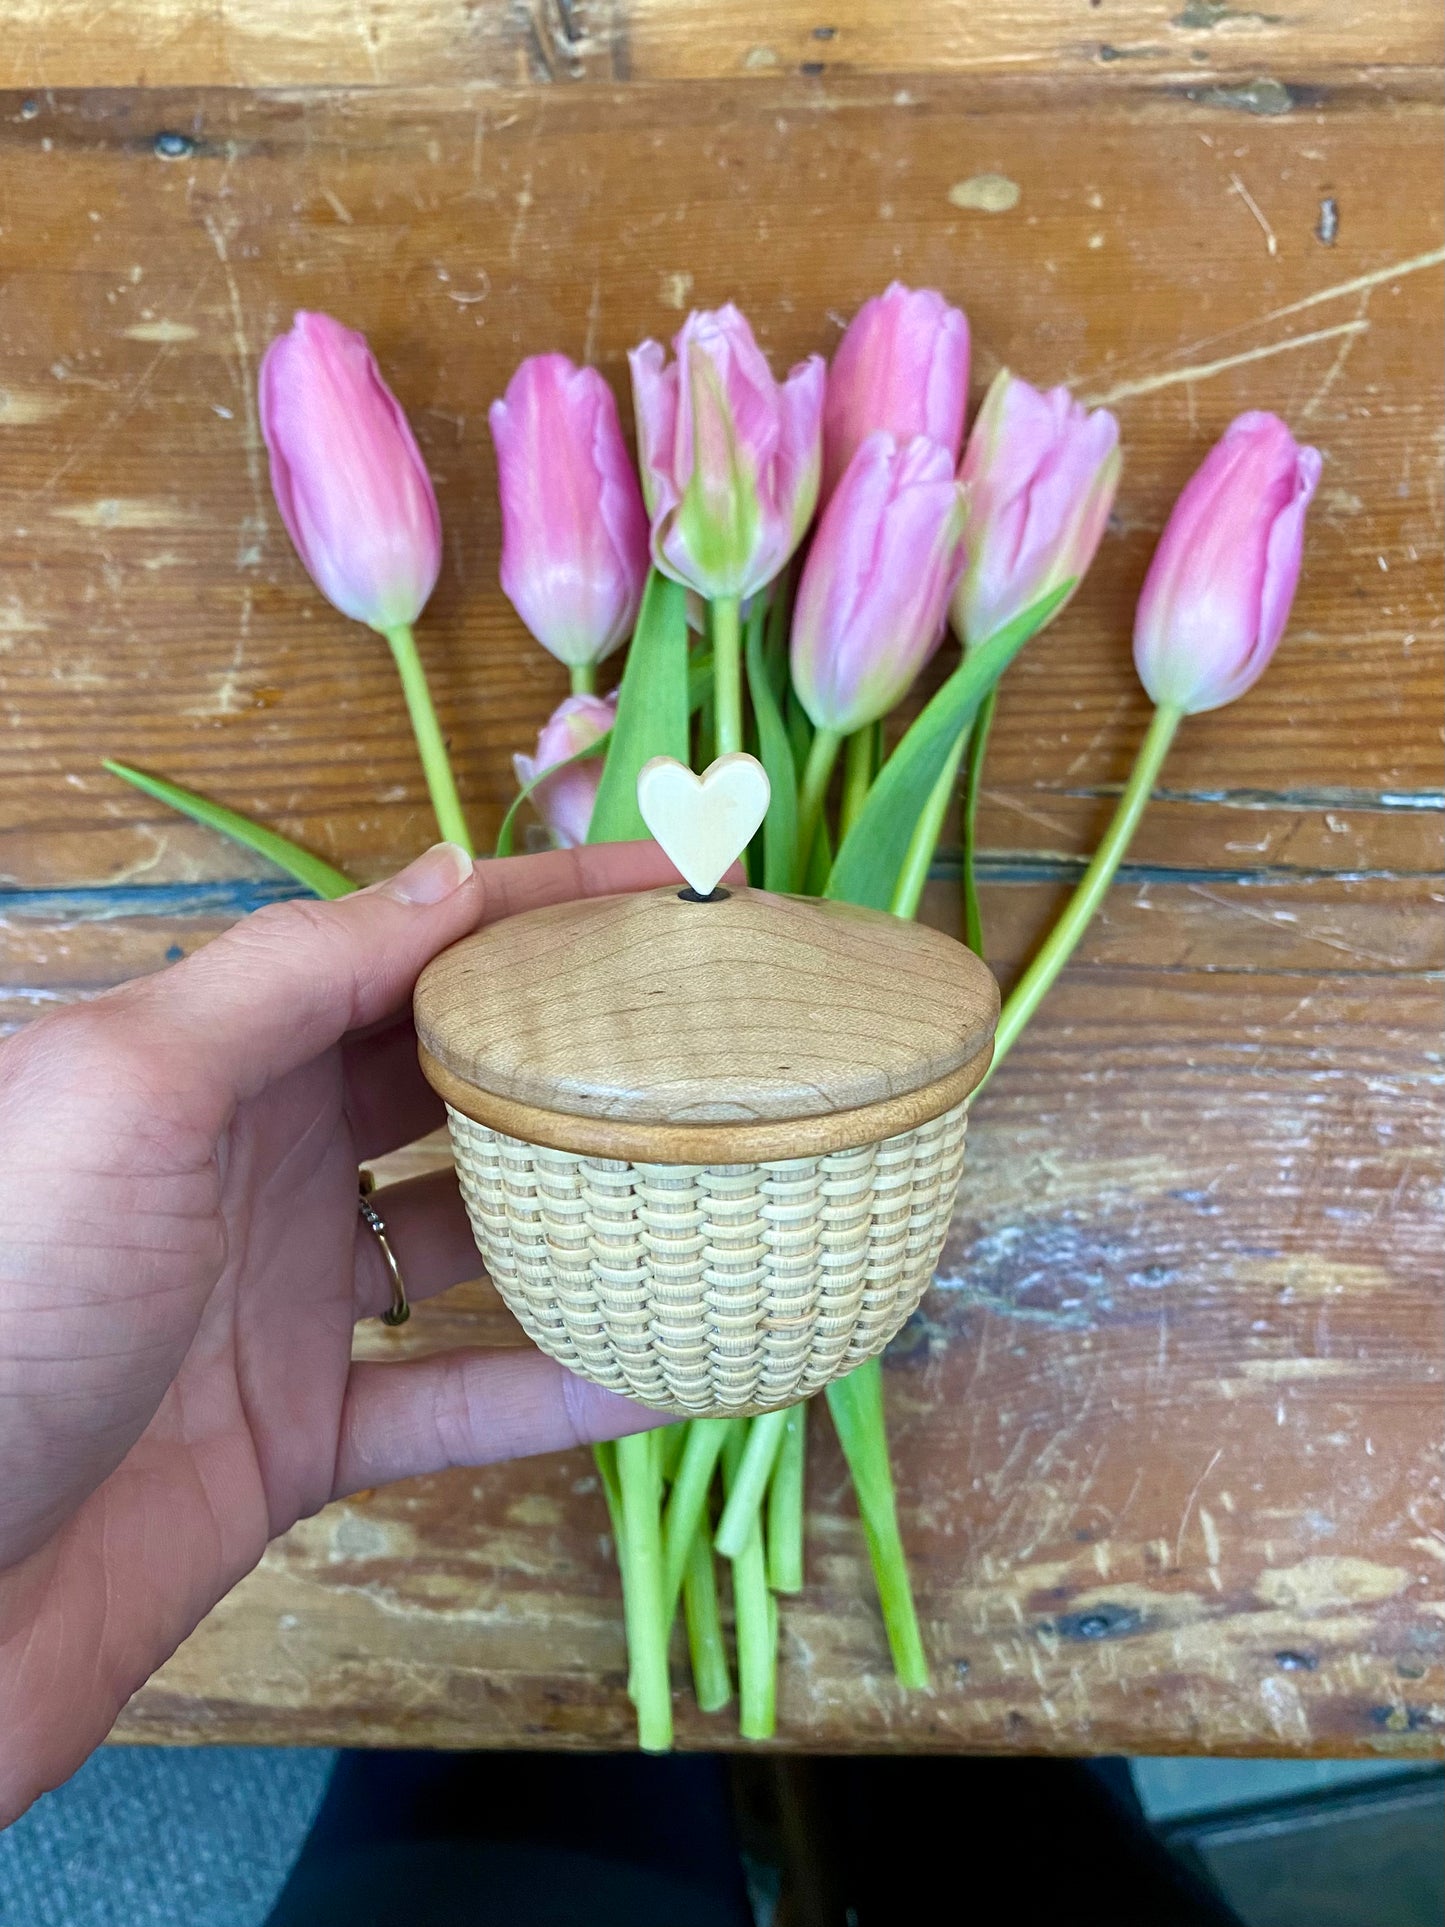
top-left (0, 839), bottom-right (674, 1822)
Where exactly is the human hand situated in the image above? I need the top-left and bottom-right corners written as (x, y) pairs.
top-left (0, 839), bottom-right (675, 1822)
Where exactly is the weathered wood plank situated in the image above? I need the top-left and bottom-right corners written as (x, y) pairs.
top-left (2, 62), bottom-right (1439, 1759)
top-left (108, 965), bottom-right (1443, 1755)
top-left (0, 0), bottom-right (1438, 93)
top-left (4, 866), bottom-right (1441, 1038)
top-left (0, 80), bottom-right (1440, 892)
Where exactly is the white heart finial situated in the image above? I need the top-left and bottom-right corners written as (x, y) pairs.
top-left (636, 753), bottom-right (770, 897)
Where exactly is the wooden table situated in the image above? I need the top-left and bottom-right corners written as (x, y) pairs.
top-left (2, 2), bottom-right (1441, 1759)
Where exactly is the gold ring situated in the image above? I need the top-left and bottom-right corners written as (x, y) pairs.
top-left (358, 1169), bottom-right (410, 1326)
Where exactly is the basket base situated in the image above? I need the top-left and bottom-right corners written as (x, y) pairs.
top-left (446, 1101), bottom-right (968, 1418)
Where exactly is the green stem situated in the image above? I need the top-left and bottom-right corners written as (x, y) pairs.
top-left (888, 726), bottom-right (968, 922)
top-left (682, 1525), bottom-right (732, 1713)
top-left (381, 624), bottom-right (473, 855)
top-left (616, 1433), bottom-right (672, 1751)
top-left (840, 727), bottom-right (874, 839)
top-left (596, 1440), bottom-right (640, 1706)
top-left (962, 685), bottom-right (996, 955)
top-left (795, 726), bottom-right (842, 890)
top-left (594, 1442), bottom-right (624, 1555)
top-left (766, 1403), bottom-right (807, 1595)
top-left (658, 1421), bottom-right (688, 1483)
top-left (713, 1408), bottom-right (790, 1561)
top-left (710, 596), bottom-right (744, 756)
top-left (984, 702), bottom-right (1183, 1087)
top-left (721, 1424), bottom-right (778, 1740)
top-left (825, 1359), bottom-right (929, 1689)
top-left (661, 1418), bottom-right (735, 1623)
top-left (569, 660), bottom-right (597, 696)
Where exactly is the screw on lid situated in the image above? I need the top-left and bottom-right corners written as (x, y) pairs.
top-left (414, 883), bottom-right (998, 1163)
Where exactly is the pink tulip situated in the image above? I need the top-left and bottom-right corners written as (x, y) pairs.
top-left (629, 304), bottom-right (825, 601)
top-left (822, 282), bottom-right (970, 501)
top-left (791, 434), bottom-right (968, 734)
top-left (950, 371), bottom-right (1120, 648)
top-left (1134, 412), bottom-right (1322, 714)
top-left (513, 692), bottom-right (617, 847)
top-left (489, 355), bottom-right (650, 669)
top-left (259, 312), bottom-right (441, 632)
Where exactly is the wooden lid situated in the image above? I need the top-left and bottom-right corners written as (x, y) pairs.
top-left (414, 884), bottom-right (998, 1162)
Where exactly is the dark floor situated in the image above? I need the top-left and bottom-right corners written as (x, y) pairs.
top-left (1, 1746), bottom-right (1439, 1927)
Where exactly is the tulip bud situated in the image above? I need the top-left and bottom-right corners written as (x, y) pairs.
top-left (822, 282), bottom-right (970, 501)
top-left (259, 312), bottom-right (441, 632)
top-left (513, 692), bottom-right (617, 848)
top-left (791, 434), bottom-right (968, 735)
top-left (629, 304), bottom-right (825, 602)
top-left (1134, 412), bottom-right (1322, 715)
top-left (488, 355), bottom-right (650, 669)
top-left (950, 371), bottom-right (1120, 649)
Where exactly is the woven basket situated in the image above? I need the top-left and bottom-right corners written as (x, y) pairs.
top-left (415, 884), bottom-right (996, 1418)
top-left (444, 1100), bottom-right (969, 1416)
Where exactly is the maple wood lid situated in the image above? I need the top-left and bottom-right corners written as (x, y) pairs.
top-left (414, 883), bottom-right (998, 1162)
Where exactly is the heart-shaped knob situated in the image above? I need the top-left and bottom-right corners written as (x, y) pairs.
top-left (636, 752), bottom-right (771, 898)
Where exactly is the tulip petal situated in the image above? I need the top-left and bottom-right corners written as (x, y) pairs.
top-left (952, 371), bottom-right (1119, 648)
top-left (259, 312), bottom-right (441, 632)
top-left (628, 307), bottom-right (824, 601)
top-left (791, 433), bottom-right (967, 733)
top-left (490, 355), bottom-right (650, 667)
top-left (1133, 412), bottom-right (1320, 714)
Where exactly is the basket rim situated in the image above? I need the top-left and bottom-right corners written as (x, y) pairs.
top-left (420, 1041), bottom-right (988, 1163)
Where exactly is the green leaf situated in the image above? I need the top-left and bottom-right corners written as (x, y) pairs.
top-left (823, 582), bottom-right (1073, 911)
top-left (587, 570), bottom-right (691, 844)
top-left (961, 684), bottom-right (997, 955)
top-left (493, 735), bottom-right (611, 859)
top-left (743, 606), bottom-right (798, 891)
top-left (687, 652), bottom-right (715, 712)
top-left (103, 760), bottom-right (356, 899)
top-left (762, 568), bottom-right (792, 704)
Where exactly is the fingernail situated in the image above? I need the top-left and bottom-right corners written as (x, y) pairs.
top-left (386, 841), bottom-right (475, 905)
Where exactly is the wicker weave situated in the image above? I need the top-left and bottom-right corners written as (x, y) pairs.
top-left (445, 1099), bottom-right (969, 1416)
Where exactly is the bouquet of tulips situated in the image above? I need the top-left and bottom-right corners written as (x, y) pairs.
top-left (109, 287), bottom-right (1320, 1748)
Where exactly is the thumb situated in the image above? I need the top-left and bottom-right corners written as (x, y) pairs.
top-left (130, 840), bottom-right (484, 1111)
top-left (116, 836), bottom-right (685, 1119)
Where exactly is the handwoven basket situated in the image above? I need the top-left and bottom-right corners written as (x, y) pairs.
top-left (415, 883), bottom-right (997, 1418)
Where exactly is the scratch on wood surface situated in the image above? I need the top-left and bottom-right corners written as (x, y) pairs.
top-left (0, 387), bottom-right (68, 425)
top-left (1260, 1674), bottom-right (1312, 1744)
top-left (582, 274), bottom-right (603, 364)
top-left (1182, 878), bottom-right (1405, 967)
top-left (200, 210), bottom-right (267, 715)
top-left (349, 0), bottom-right (384, 84)
top-left (1084, 319), bottom-right (1369, 407)
top-left (51, 497), bottom-right (203, 529)
top-left (1175, 1446), bottom-right (1224, 1564)
top-left (122, 319), bottom-right (200, 343)
top-left (1256, 1557), bottom-right (1409, 1612)
top-left (1302, 293), bottom-right (1371, 420)
top-left (29, 341), bottom-right (178, 500)
top-left (1161, 246), bottom-right (1445, 372)
top-left (1228, 170), bottom-right (1277, 257)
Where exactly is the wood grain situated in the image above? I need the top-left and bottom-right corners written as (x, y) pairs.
top-left (414, 884), bottom-right (997, 1126)
top-left (0, 78), bottom-right (1439, 894)
top-left (420, 1044), bottom-right (990, 1163)
top-left (1, 0), bottom-right (1438, 91)
top-left (1, 39), bottom-right (1440, 1757)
